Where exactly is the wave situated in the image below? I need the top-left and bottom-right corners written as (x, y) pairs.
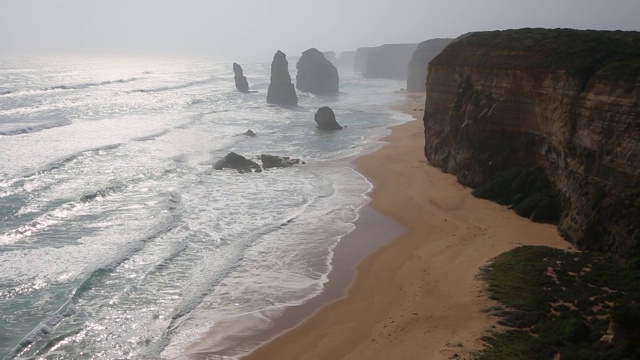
top-left (31, 143), bottom-right (123, 178)
top-left (4, 192), bottom-right (183, 359)
top-left (4, 303), bottom-right (77, 360)
top-left (128, 78), bottom-right (213, 94)
top-left (0, 182), bottom-right (128, 246)
top-left (0, 77), bottom-right (142, 97)
top-left (0, 119), bottom-right (73, 136)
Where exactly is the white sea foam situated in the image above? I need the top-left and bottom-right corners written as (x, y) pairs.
top-left (0, 55), bottom-right (408, 359)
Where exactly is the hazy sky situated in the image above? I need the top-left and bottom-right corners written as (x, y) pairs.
top-left (1, 0), bottom-right (639, 60)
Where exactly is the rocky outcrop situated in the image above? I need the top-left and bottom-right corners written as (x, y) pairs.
top-left (214, 152), bottom-right (261, 173)
top-left (337, 51), bottom-right (355, 69)
top-left (214, 153), bottom-right (301, 172)
top-left (267, 51), bottom-right (298, 106)
top-left (423, 28), bottom-right (640, 258)
top-left (323, 51), bottom-right (337, 66)
top-left (363, 44), bottom-right (417, 80)
top-left (233, 63), bottom-right (249, 92)
top-left (260, 154), bottom-right (300, 169)
top-left (243, 129), bottom-right (256, 137)
top-left (296, 48), bottom-right (339, 95)
top-left (407, 38), bottom-right (453, 92)
top-left (314, 106), bottom-right (343, 130)
top-left (353, 47), bottom-right (370, 73)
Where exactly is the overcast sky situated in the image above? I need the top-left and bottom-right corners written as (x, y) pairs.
top-left (1, 0), bottom-right (639, 60)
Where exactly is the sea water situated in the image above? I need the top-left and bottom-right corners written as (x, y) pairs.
top-left (0, 55), bottom-right (410, 359)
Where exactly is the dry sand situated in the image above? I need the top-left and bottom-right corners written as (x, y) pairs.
top-left (242, 93), bottom-right (572, 360)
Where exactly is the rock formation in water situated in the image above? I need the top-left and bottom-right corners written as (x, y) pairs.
top-left (423, 28), bottom-right (640, 258)
top-left (243, 129), bottom-right (256, 137)
top-left (296, 48), bottom-right (339, 95)
top-left (214, 152), bottom-right (261, 173)
top-left (314, 106), bottom-right (343, 130)
top-left (267, 50), bottom-right (298, 106)
top-left (406, 38), bottom-right (453, 92)
top-left (233, 63), bottom-right (249, 92)
top-left (353, 47), bottom-right (370, 73)
top-left (362, 44), bottom-right (417, 80)
top-left (260, 154), bottom-right (301, 169)
top-left (323, 51), bottom-right (338, 66)
top-left (337, 51), bottom-right (356, 69)
top-left (213, 152), bottom-right (301, 172)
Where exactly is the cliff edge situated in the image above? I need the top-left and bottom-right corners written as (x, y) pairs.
top-left (407, 38), bottom-right (453, 92)
top-left (424, 28), bottom-right (640, 257)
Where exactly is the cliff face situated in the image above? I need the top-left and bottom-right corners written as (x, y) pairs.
top-left (407, 38), bottom-right (453, 92)
top-left (337, 51), bottom-right (355, 69)
top-left (424, 29), bottom-right (640, 257)
top-left (363, 44), bottom-right (417, 80)
top-left (353, 47), bottom-right (370, 73)
top-left (233, 62), bottom-right (249, 92)
top-left (296, 48), bottom-right (339, 95)
top-left (267, 50), bottom-right (298, 106)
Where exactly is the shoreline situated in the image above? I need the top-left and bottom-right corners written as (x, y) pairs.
top-left (186, 206), bottom-right (404, 359)
top-left (241, 93), bottom-right (572, 360)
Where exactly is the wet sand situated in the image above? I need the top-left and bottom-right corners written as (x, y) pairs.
top-left (241, 93), bottom-right (571, 360)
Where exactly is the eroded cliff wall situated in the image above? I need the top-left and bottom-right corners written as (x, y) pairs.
top-left (424, 28), bottom-right (640, 257)
top-left (407, 38), bottom-right (453, 92)
top-left (363, 44), bottom-right (417, 80)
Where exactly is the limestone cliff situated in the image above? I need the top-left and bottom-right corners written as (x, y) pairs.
top-left (323, 51), bottom-right (338, 66)
top-left (407, 38), bottom-right (453, 92)
top-left (353, 47), bottom-right (370, 73)
top-left (296, 48), bottom-right (339, 95)
top-left (424, 28), bottom-right (640, 257)
top-left (233, 62), bottom-right (249, 92)
top-left (337, 51), bottom-right (355, 69)
top-left (267, 50), bottom-right (298, 106)
top-left (363, 44), bottom-right (417, 80)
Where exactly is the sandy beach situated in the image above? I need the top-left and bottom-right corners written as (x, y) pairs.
top-left (241, 93), bottom-right (572, 360)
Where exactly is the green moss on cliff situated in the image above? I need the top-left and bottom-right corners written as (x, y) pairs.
top-left (472, 167), bottom-right (561, 223)
top-left (441, 28), bottom-right (640, 88)
top-left (478, 246), bottom-right (640, 360)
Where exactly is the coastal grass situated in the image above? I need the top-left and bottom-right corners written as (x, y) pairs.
top-left (477, 246), bottom-right (640, 359)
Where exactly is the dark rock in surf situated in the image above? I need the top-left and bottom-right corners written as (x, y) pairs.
top-left (260, 154), bottom-right (300, 169)
top-left (314, 106), bottom-right (343, 130)
top-left (233, 63), bottom-right (250, 92)
top-left (296, 48), bottom-right (339, 95)
top-left (214, 152), bottom-right (261, 173)
top-left (267, 51), bottom-right (298, 105)
top-left (243, 129), bottom-right (256, 137)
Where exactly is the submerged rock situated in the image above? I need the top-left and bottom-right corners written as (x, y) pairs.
top-left (233, 63), bottom-right (249, 92)
top-left (267, 51), bottom-right (298, 105)
top-left (296, 48), bottom-right (339, 95)
top-left (260, 154), bottom-right (300, 169)
top-left (314, 106), bottom-right (343, 130)
top-left (213, 152), bottom-right (261, 173)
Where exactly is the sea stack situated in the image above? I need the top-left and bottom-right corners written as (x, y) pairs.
top-left (233, 63), bottom-right (249, 92)
top-left (267, 50), bottom-right (298, 106)
top-left (296, 48), bottom-right (339, 95)
top-left (314, 106), bottom-right (343, 130)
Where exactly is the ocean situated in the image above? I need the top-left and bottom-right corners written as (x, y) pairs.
top-left (0, 55), bottom-right (410, 359)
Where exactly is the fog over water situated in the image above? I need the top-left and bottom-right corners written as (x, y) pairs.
top-left (1, 0), bottom-right (639, 59)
